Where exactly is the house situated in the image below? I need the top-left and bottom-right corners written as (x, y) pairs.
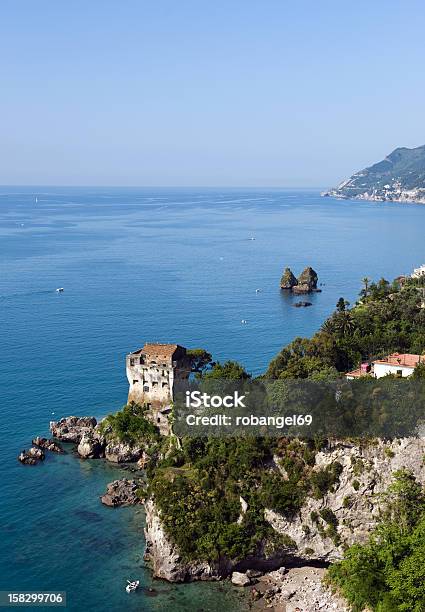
top-left (345, 353), bottom-right (422, 379)
top-left (345, 363), bottom-right (372, 380)
top-left (372, 353), bottom-right (422, 378)
top-left (412, 264), bottom-right (425, 279)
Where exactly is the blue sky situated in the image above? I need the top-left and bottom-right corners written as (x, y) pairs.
top-left (1, 0), bottom-right (424, 186)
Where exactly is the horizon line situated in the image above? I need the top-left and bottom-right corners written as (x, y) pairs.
top-left (0, 184), bottom-right (326, 190)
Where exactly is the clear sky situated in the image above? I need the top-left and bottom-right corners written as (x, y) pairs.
top-left (1, 0), bottom-right (425, 187)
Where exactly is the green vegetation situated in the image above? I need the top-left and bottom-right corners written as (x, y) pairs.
top-left (106, 274), bottom-right (425, 602)
top-left (186, 348), bottom-right (213, 374)
top-left (99, 402), bottom-right (160, 444)
top-left (267, 278), bottom-right (425, 379)
top-left (310, 462), bottom-right (343, 499)
top-left (328, 470), bottom-right (425, 611)
top-left (326, 144), bottom-right (425, 201)
top-left (148, 436), bottom-right (283, 562)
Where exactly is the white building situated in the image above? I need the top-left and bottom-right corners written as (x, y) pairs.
top-left (372, 353), bottom-right (422, 378)
top-left (412, 264), bottom-right (425, 279)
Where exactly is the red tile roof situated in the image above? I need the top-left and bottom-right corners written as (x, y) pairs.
top-left (345, 368), bottom-right (366, 378)
top-left (373, 353), bottom-right (422, 368)
top-left (130, 343), bottom-right (183, 358)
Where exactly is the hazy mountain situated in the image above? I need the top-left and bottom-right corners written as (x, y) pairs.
top-left (323, 145), bottom-right (425, 203)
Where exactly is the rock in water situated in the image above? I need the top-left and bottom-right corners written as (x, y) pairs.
top-left (32, 436), bottom-right (64, 453)
top-left (18, 447), bottom-right (44, 465)
top-left (77, 431), bottom-right (104, 459)
top-left (293, 267), bottom-right (318, 293)
top-left (280, 267), bottom-right (298, 290)
top-left (101, 478), bottom-right (143, 507)
top-left (27, 446), bottom-right (45, 460)
top-left (50, 416), bottom-right (97, 443)
top-left (18, 451), bottom-right (38, 465)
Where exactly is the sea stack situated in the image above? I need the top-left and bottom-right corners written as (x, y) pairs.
top-left (280, 267), bottom-right (298, 290)
top-left (293, 267), bottom-right (318, 294)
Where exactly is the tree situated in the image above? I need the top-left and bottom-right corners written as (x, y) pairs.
top-left (328, 470), bottom-right (425, 611)
top-left (336, 297), bottom-right (350, 312)
top-left (361, 276), bottom-right (371, 300)
top-left (187, 348), bottom-right (213, 373)
top-left (203, 360), bottom-right (250, 380)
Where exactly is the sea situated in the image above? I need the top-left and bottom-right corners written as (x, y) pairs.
top-left (1, 187), bottom-right (424, 611)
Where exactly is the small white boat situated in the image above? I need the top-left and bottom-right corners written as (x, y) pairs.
top-left (126, 580), bottom-right (139, 593)
top-left (56, 288), bottom-right (64, 293)
top-left (255, 289), bottom-right (261, 293)
top-left (241, 319), bottom-right (247, 324)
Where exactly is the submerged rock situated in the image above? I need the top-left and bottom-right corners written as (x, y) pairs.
top-left (50, 416), bottom-right (97, 443)
top-left (280, 267), bottom-right (298, 290)
top-left (101, 478), bottom-right (143, 507)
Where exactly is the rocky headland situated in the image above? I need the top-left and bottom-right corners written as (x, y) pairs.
top-left (322, 144), bottom-right (425, 204)
top-left (49, 415), bottom-right (147, 463)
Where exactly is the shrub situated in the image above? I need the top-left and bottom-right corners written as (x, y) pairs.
top-left (328, 470), bottom-right (425, 611)
top-left (310, 462), bottom-right (343, 499)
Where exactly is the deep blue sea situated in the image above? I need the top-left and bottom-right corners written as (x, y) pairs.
top-left (1, 187), bottom-right (425, 611)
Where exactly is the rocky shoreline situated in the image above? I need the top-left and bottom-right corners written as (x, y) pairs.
top-left (101, 478), bottom-right (144, 507)
top-left (21, 414), bottom-right (425, 610)
top-left (323, 190), bottom-right (425, 205)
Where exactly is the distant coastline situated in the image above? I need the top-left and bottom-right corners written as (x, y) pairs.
top-left (323, 144), bottom-right (425, 205)
top-left (322, 189), bottom-right (425, 205)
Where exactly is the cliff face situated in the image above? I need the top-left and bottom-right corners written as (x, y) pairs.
top-left (323, 145), bottom-right (425, 204)
top-left (266, 437), bottom-right (425, 562)
top-left (143, 499), bottom-right (222, 582)
top-left (143, 438), bottom-right (425, 581)
top-left (143, 498), bottom-right (297, 582)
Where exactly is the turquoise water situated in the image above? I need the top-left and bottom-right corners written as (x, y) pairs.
top-left (1, 187), bottom-right (425, 611)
